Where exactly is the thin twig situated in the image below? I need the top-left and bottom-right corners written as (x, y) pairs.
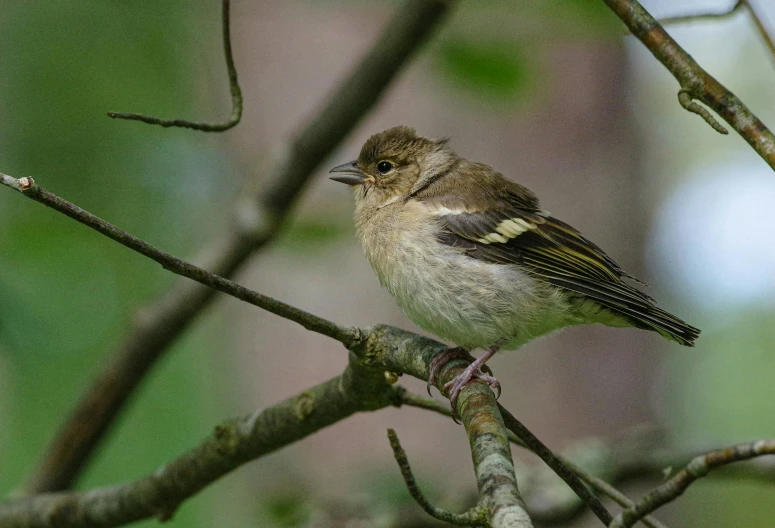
top-left (107, 0), bottom-right (243, 131)
top-left (563, 463), bottom-right (669, 528)
top-left (0, 174), bottom-right (356, 345)
top-left (743, 0), bottom-right (775, 65)
top-left (656, 0), bottom-right (775, 69)
top-left (611, 439), bottom-right (775, 528)
top-left (497, 405), bottom-right (613, 527)
top-left (657, 0), bottom-right (743, 26)
top-left (386, 429), bottom-right (487, 526)
top-left (607, 0), bottom-right (775, 169)
top-left (25, 0), bottom-right (453, 494)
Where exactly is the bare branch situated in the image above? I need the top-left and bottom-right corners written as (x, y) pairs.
top-left (0, 174), bottom-right (356, 345)
top-left (611, 439), bottom-right (775, 528)
top-left (608, 0), bottom-right (775, 169)
top-left (107, 0), bottom-right (243, 131)
top-left (0, 358), bottom-right (400, 528)
top-left (562, 463), bottom-right (669, 528)
top-left (355, 326), bottom-right (533, 527)
top-left (24, 0), bottom-right (453, 494)
top-left (387, 429), bottom-right (487, 526)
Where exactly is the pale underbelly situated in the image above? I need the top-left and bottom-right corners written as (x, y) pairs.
top-left (376, 240), bottom-right (576, 350)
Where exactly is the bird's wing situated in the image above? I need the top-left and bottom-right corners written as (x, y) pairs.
top-left (430, 202), bottom-right (699, 345)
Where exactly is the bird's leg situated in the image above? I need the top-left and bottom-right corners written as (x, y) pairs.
top-left (427, 347), bottom-right (474, 395)
top-left (443, 343), bottom-right (502, 413)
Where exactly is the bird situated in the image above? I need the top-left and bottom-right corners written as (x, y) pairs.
top-left (329, 126), bottom-right (699, 411)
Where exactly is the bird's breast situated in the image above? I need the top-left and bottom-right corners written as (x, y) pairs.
top-left (354, 201), bottom-right (574, 349)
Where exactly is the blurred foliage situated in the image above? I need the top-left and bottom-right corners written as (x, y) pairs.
top-left (277, 218), bottom-right (350, 252)
top-left (543, 0), bottom-right (622, 35)
top-left (259, 491), bottom-right (312, 527)
top-left (426, 0), bottom-right (619, 106)
top-left (434, 38), bottom-right (531, 102)
top-left (664, 312), bottom-right (775, 444)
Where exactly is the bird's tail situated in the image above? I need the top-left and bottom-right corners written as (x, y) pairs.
top-left (625, 304), bottom-right (700, 347)
top-left (559, 280), bottom-right (701, 346)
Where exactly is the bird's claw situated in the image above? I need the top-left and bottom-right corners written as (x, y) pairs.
top-left (427, 345), bottom-right (501, 419)
top-left (443, 364), bottom-right (502, 416)
top-left (427, 347), bottom-right (473, 396)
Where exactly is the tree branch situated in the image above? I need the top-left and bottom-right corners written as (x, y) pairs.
top-left (608, 0), bottom-right (775, 169)
top-left (0, 175), bottom-right (356, 345)
top-left (0, 324), bottom-right (532, 528)
top-left (23, 0), bottom-right (453, 494)
top-left (546, 457), bottom-right (669, 528)
top-left (611, 439), bottom-right (775, 528)
top-left (107, 0), bottom-right (243, 131)
top-left (0, 356), bottom-right (401, 528)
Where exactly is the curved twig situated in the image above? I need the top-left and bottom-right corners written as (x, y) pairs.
top-left (677, 90), bottom-right (728, 134)
top-left (387, 429), bottom-right (487, 526)
top-left (107, 0), bottom-right (243, 131)
top-left (611, 439), bottom-right (775, 528)
top-left (657, 0), bottom-right (775, 69)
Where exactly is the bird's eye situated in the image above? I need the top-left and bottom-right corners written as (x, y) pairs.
top-left (377, 161), bottom-right (393, 174)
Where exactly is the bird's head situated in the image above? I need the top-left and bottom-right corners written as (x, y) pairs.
top-left (329, 126), bottom-right (457, 208)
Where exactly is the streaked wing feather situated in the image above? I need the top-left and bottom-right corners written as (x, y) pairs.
top-left (431, 204), bottom-right (699, 345)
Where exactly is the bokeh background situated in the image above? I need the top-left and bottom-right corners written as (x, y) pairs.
top-left (1, 0), bottom-right (775, 526)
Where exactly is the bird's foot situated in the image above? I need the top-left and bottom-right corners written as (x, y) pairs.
top-left (443, 364), bottom-right (501, 414)
top-left (427, 347), bottom-right (476, 396)
top-left (441, 344), bottom-right (502, 417)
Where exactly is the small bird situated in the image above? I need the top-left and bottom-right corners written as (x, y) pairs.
top-left (330, 126), bottom-right (699, 410)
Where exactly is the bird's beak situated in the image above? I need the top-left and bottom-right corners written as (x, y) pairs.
top-left (329, 161), bottom-right (366, 185)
